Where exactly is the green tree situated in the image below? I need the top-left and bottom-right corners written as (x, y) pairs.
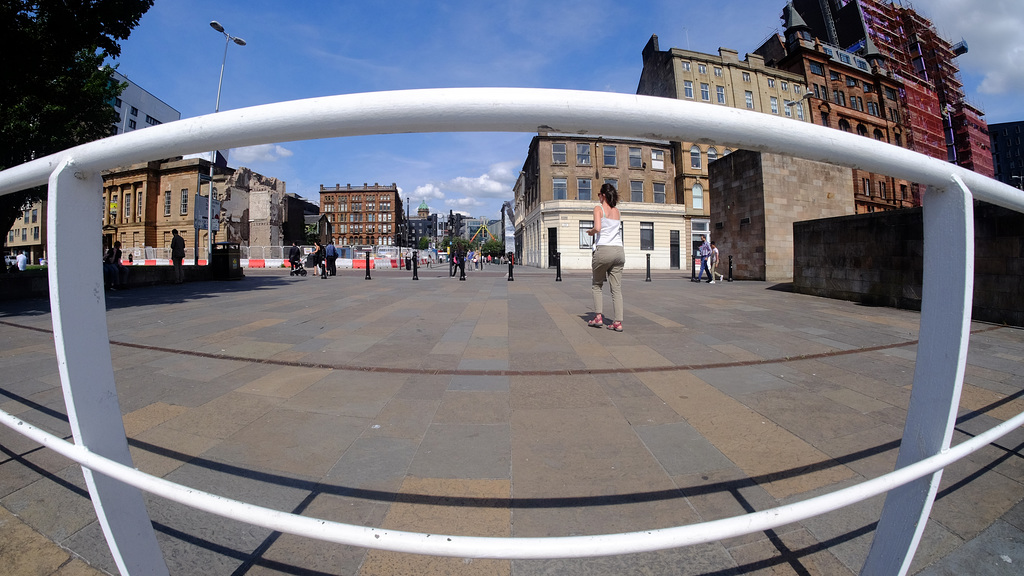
top-left (1, 0), bottom-right (154, 249)
top-left (481, 238), bottom-right (504, 257)
top-left (417, 236), bottom-right (430, 250)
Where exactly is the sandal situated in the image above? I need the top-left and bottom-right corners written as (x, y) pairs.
top-left (588, 314), bottom-right (604, 327)
top-left (607, 321), bottom-right (623, 332)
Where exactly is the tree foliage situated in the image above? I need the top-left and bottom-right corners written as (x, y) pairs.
top-left (0, 0), bottom-right (154, 247)
top-left (480, 238), bottom-right (505, 257)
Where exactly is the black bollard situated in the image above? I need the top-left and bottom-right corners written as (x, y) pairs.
top-left (691, 256), bottom-right (697, 282)
top-left (728, 255), bottom-right (734, 282)
top-left (555, 252), bottom-right (562, 282)
top-left (508, 260), bottom-right (514, 281)
top-left (646, 253), bottom-right (652, 282)
top-left (412, 251), bottom-right (419, 280)
top-left (364, 252), bottom-right (371, 280)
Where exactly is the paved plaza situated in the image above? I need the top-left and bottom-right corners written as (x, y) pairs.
top-left (1, 265), bottom-right (1022, 575)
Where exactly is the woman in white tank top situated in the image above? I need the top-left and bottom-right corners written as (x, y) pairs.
top-left (586, 183), bottom-right (626, 331)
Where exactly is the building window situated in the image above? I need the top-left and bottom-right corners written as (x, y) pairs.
top-left (629, 147), bottom-right (642, 168)
top-left (716, 86), bottom-right (726, 104)
top-left (796, 104), bottom-right (804, 120)
top-left (114, 97), bottom-right (122, 108)
top-left (839, 118), bottom-right (851, 132)
top-left (690, 146), bottom-right (702, 169)
top-left (33, 226), bottom-right (39, 240)
top-left (768, 78), bottom-right (775, 88)
top-left (145, 115), bottom-right (160, 126)
top-left (603, 145), bottom-right (617, 166)
top-left (785, 102), bottom-right (793, 117)
top-left (714, 67), bottom-right (723, 77)
top-left (700, 83), bottom-right (710, 101)
top-left (846, 76), bottom-right (857, 87)
top-left (744, 91), bottom-right (754, 109)
top-left (698, 63), bottom-right (707, 75)
top-left (552, 143), bottom-right (566, 164)
top-left (878, 181), bottom-right (887, 199)
top-left (867, 101), bottom-right (880, 116)
top-left (123, 194), bottom-right (131, 223)
top-left (22, 229), bottom-right (26, 241)
top-left (137, 191), bottom-right (143, 217)
top-left (31, 209), bottom-right (37, 223)
top-left (640, 222), bottom-right (654, 250)
top-left (580, 220), bottom-right (594, 249)
top-left (692, 183), bottom-right (704, 210)
top-left (809, 62), bottom-right (824, 76)
top-left (707, 147), bottom-right (718, 163)
top-left (840, 53), bottom-right (851, 64)
top-left (553, 178), bottom-right (567, 200)
top-left (830, 70), bottom-right (841, 81)
top-left (742, 72), bottom-right (750, 82)
top-left (651, 149), bottom-right (664, 170)
top-left (180, 189), bottom-right (188, 215)
top-left (576, 143), bottom-right (590, 165)
top-left (862, 178), bottom-right (870, 195)
top-left (794, 85), bottom-right (802, 94)
top-left (781, 81), bottom-right (789, 91)
top-left (884, 86), bottom-right (899, 101)
top-left (684, 80), bottom-right (694, 99)
top-left (681, 61), bottom-right (691, 71)
top-left (653, 182), bottom-right (666, 204)
top-left (578, 178), bottom-right (592, 201)
top-left (128, 119), bottom-right (136, 129)
top-left (630, 181), bottom-right (643, 202)
top-left (130, 106), bottom-right (138, 117)
top-left (770, 96), bottom-right (779, 114)
top-left (163, 191), bottom-right (171, 216)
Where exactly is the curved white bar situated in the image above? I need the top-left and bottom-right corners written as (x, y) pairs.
top-left (1, 88), bottom-right (1021, 211)
top-left (3, 406), bottom-right (1023, 559)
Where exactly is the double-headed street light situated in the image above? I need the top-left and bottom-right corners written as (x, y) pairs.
top-left (205, 21), bottom-right (246, 262)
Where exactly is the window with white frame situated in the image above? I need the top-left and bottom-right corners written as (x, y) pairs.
top-left (717, 85), bottom-right (726, 104)
top-left (768, 78), bottom-right (775, 88)
top-left (691, 145), bottom-right (701, 169)
top-left (770, 96), bottom-right (779, 114)
top-left (681, 61), bottom-right (691, 71)
top-left (552, 143), bottom-right (566, 164)
top-left (180, 189), bottom-right (188, 215)
top-left (653, 182), bottom-right (666, 204)
top-left (629, 147), bottom-right (642, 168)
top-left (579, 220), bottom-right (594, 249)
top-left (692, 183), bottom-right (704, 209)
top-left (553, 178), bottom-right (567, 200)
top-left (630, 180), bottom-right (643, 202)
top-left (714, 66), bottom-right (723, 77)
top-left (785, 102), bottom-right (793, 117)
top-left (698, 63), bottom-right (707, 75)
top-left (578, 178), bottom-right (592, 201)
top-left (163, 190), bottom-right (171, 217)
top-left (603, 145), bottom-right (617, 166)
top-left (745, 91), bottom-right (754, 109)
top-left (123, 193), bottom-right (131, 223)
top-left (684, 80), bottom-right (694, 99)
top-left (707, 147), bottom-right (718, 163)
top-left (742, 72), bottom-right (750, 82)
top-left (700, 83), bottom-right (710, 101)
top-left (576, 143), bottom-right (590, 165)
top-left (651, 149), bottom-right (664, 170)
top-left (781, 81), bottom-right (788, 91)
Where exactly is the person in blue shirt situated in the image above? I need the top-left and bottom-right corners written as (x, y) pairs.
top-left (325, 240), bottom-right (338, 276)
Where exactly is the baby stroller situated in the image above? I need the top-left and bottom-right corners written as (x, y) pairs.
top-left (289, 254), bottom-right (307, 276)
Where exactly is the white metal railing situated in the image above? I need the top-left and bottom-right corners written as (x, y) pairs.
top-left (1, 88), bottom-right (1023, 576)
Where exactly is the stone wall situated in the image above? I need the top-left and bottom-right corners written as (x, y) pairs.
top-left (710, 150), bottom-right (854, 281)
top-left (794, 202), bottom-right (1024, 327)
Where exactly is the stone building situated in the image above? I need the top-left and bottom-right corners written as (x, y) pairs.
top-left (220, 167), bottom-right (288, 247)
top-left (514, 133), bottom-right (686, 270)
top-left (636, 35), bottom-right (811, 252)
top-left (709, 150), bottom-right (854, 281)
top-left (318, 183), bottom-right (402, 248)
top-left (754, 4), bottom-right (915, 213)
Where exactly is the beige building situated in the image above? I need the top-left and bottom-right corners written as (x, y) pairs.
top-left (514, 133), bottom-right (686, 270)
top-left (636, 36), bottom-right (811, 255)
top-left (5, 201), bottom-right (46, 265)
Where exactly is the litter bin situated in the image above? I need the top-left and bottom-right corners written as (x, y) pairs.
top-left (211, 242), bottom-right (243, 280)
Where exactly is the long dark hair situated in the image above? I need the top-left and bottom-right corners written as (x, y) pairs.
top-left (599, 183), bottom-right (619, 208)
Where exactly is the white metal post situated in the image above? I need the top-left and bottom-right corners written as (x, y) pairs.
top-left (861, 175), bottom-right (974, 575)
top-left (47, 160), bottom-right (168, 576)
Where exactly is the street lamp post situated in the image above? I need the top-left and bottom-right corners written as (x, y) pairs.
top-left (206, 21), bottom-right (246, 263)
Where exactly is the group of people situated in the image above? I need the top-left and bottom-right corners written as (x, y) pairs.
top-left (697, 235), bottom-right (724, 284)
top-left (290, 240), bottom-right (338, 279)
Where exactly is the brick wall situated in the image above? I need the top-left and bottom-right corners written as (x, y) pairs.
top-left (794, 202), bottom-right (1024, 327)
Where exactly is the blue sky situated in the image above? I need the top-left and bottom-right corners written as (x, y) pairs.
top-left (108, 0), bottom-right (1023, 220)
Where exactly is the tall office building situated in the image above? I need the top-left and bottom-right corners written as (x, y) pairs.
top-left (109, 70), bottom-right (181, 135)
top-left (989, 121), bottom-right (1024, 189)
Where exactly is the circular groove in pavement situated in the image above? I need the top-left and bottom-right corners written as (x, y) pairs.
top-left (0, 319), bottom-right (1005, 377)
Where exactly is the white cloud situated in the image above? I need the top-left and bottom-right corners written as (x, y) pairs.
top-left (925, 0), bottom-right (1024, 96)
top-left (413, 183), bottom-right (445, 200)
top-left (231, 144), bottom-right (295, 163)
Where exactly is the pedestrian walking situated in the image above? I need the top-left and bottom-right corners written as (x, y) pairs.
top-left (586, 183), bottom-right (625, 332)
top-left (710, 241), bottom-right (723, 283)
top-left (170, 229), bottom-right (186, 284)
top-left (697, 235), bottom-right (712, 283)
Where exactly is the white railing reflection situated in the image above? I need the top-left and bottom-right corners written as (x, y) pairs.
top-left (1, 88), bottom-right (1022, 575)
